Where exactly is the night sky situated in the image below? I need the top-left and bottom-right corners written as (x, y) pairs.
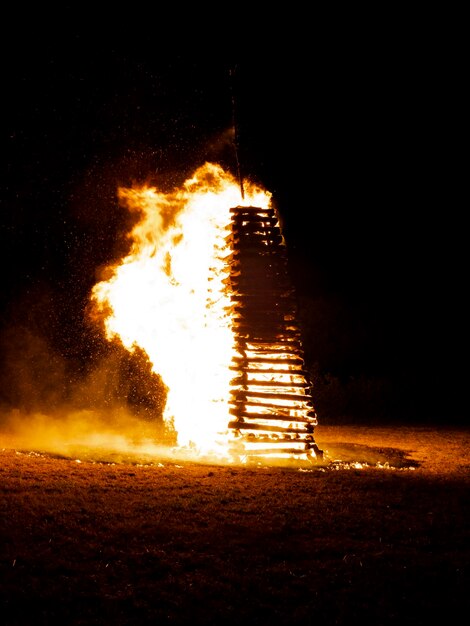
top-left (0, 28), bottom-right (465, 424)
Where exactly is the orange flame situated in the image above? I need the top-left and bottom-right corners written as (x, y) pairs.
top-left (91, 163), bottom-right (272, 457)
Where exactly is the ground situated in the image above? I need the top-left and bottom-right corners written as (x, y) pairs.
top-left (1, 424), bottom-right (469, 625)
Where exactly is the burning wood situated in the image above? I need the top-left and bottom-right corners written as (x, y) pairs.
top-left (91, 163), bottom-right (322, 464)
top-left (227, 204), bottom-right (322, 462)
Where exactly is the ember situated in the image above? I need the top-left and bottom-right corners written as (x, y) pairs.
top-left (91, 163), bottom-right (321, 463)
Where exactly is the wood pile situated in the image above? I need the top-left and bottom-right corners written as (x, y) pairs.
top-left (227, 206), bottom-right (322, 461)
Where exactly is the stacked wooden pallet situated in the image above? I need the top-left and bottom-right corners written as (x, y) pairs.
top-left (227, 206), bottom-right (322, 462)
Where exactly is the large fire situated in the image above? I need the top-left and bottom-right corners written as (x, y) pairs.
top-left (91, 162), bottom-right (320, 463)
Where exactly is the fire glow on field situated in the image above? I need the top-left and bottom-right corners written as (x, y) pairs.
top-left (92, 163), bottom-right (272, 458)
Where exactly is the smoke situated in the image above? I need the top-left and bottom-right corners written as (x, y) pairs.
top-left (0, 323), bottom-right (67, 414)
top-left (0, 403), bottom-right (180, 463)
top-left (0, 331), bottom-right (172, 460)
top-left (203, 127), bottom-right (239, 173)
top-left (0, 285), bottom-right (171, 461)
top-left (206, 127), bottom-right (236, 154)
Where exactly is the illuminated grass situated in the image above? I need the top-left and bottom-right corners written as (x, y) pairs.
top-left (1, 425), bottom-right (469, 625)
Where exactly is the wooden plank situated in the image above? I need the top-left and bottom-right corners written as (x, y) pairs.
top-left (232, 356), bottom-right (305, 366)
top-left (229, 368), bottom-right (309, 380)
top-left (229, 284), bottom-right (293, 295)
top-left (230, 292), bottom-right (295, 301)
top-left (231, 446), bottom-right (311, 456)
top-left (232, 312), bottom-right (298, 322)
top-left (228, 421), bottom-right (312, 434)
top-left (229, 399), bottom-right (314, 412)
top-left (230, 207), bottom-right (276, 215)
top-left (233, 344), bottom-right (305, 356)
top-left (230, 389), bottom-right (314, 402)
top-left (231, 224), bottom-right (280, 235)
top-left (228, 410), bottom-right (314, 424)
top-left (233, 322), bottom-right (299, 331)
top-left (233, 332), bottom-right (302, 343)
top-left (231, 235), bottom-right (282, 246)
top-left (230, 376), bottom-right (312, 389)
top-left (227, 261), bottom-right (288, 273)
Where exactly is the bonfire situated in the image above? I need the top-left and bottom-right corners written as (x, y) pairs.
top-left (91, 163), bottom-right (321, 464)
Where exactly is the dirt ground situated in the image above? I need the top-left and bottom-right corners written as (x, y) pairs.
top-left (317, 424), bottom-right (470, 475)
top-left (1, 423), bottom-right (469, 625)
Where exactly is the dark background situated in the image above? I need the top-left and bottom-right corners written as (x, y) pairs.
top-left (0, 25), bottom-right (465, 424)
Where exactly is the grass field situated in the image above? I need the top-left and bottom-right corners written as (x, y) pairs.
top-left (1, 423), bottom-right (469, 625)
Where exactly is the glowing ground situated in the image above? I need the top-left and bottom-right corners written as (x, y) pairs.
top-left (1, 424), bottom-right (469, 625)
